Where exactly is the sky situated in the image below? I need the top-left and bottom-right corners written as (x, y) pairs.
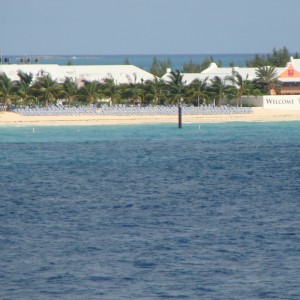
top-left (1, 0), bottom-right (300, 55)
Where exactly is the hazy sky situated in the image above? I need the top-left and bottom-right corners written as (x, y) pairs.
top-left (1, 0), bottom-right (299, 55)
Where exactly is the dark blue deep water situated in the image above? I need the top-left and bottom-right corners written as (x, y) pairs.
top-left (1, 123), bottom-right (300, 299)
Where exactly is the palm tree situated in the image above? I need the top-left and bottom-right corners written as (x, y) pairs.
top-left (167, 69), bottom-right (186, 105)
top-left (78, 81), bottom-right (101, 105)
top-left (230, 71), bottom-right (262, 106)
top-left (122, 82), bottom-right (140, 106)
top-left (101, 78), bottom-right (119, 105)
top-left (145, 77), bottom-right (166, 105)
top-left (254, 66), bottom-right (281, 95)
top-left (188, 77), bottom-right (209, 106)
top-left (209, 75), bottom-right (234, 106)
top-left (63, 78), bottom-right (78, 106)
top-left (0, 73), bottom-right (17, 110)
top-left (16, 71), bottom-right (35, 105)
top-left (230, 71), bottom-right (248, 107)
top-left (31, 75), bottom-right (63, 107)
top-left (136, 83), bottom-right (147, 105)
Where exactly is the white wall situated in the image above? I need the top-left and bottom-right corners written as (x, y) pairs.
top-left (241, 96), bottom-right (264, 107)
top-left (242, 95), bottom-right (300, 110)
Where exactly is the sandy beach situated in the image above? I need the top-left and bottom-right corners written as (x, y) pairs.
top-left (1, 108), bottom-right (300, 126)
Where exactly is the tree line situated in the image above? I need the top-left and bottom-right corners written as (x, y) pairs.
top-left (123, 56), bottom-right (223, 77)
top-left (0, 65), bottom-right (280, 109)
top-left (142, 47), bottom-right (298, 76)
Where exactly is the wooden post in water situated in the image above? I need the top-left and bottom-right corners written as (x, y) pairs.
top-left (178, 99), bottom-right (182, 128)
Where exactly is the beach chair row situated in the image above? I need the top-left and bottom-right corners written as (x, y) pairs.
top-left (12, 105), bottom-right (252, 116)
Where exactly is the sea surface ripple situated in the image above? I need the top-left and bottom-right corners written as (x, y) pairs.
top-left (1, 123), bottom-right (300, 299)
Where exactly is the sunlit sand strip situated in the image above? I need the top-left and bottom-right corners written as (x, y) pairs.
top-left (0, 108), bottom-right (300, 126)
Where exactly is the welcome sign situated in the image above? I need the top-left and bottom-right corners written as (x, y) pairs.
top-left (241, 96), bottom-right (300, 110)
top-left (264, 95), bottom-right (300, 109)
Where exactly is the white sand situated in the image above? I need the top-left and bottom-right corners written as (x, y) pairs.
top-left (0, 108), bottom-right (300, 126)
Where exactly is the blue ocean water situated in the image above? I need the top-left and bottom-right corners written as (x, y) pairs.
top-left (1, 122), bottom-right (300, 299)
top-left (7, 53), bottom-right (254, 70)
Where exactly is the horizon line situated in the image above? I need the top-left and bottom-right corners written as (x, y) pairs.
top-left (3, 52), bottom-right (260, 57)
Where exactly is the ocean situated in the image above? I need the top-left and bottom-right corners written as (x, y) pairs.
top-left (5, 53), bottom-right (254, 70)
top-left (1, 122), bottom-right (300, 299)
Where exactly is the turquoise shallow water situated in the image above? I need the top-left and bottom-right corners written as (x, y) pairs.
top-left (1, 123), bottom-right (300, 299)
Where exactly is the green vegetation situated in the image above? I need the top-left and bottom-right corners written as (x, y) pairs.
top-left (245, 47), bottom-right (298, 67)
top-left (0, 70), bottom-right (261, 109)
top-left (149, 57), bottom-right (172, 77)
top-left (30, 75), bottom-right (64, 107)
top-left (187, 78), bottom-right (209, 106)
top-left (148, 47), bottom-right (297, 72)
top-left (123, 57), bottom-right (131, 65)
top-left (0, 73), bottom-right (17, 109)
top-left (253, 66), bottom-right (281, 95)
top-left (148, 55), bottom-right (223, 76)
top-left (182, 56), bottom-right (222, 73)
top-left (209, 76), bottom-right (236, 107)
top-left (62, 78), bottom-right (78, 106)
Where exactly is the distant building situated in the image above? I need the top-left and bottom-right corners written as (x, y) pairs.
top-left (0, 64), bottom-right (156, 86)
top-left (162, 57), bottom-right (300, 96)
top-left (62, 65), bottom-right (156, 87)
top-left (277, 57), bottom-right (300, 95)
top-left (161, 57), bottom-right (300, 110)
top-left (161, 63), bottom-right (261, 85)
top-left (0, 64), bottom-right (69, 83)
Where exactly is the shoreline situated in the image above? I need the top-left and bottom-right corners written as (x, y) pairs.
top-left (1, 108), bottom-right (300, 126)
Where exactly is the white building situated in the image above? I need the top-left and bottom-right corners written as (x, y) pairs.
top-left (0, 64), bottom-right (156, 86)
top-left (0, 64), bottom-right (70, 83)
top-left (162, 62), bottom-right (286, 84)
